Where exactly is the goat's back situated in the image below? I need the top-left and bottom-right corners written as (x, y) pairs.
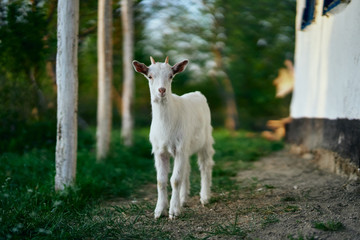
top-left (179, 91), bottom-right (211, 122)
top-left (178, 91), bottom-right (213, 153)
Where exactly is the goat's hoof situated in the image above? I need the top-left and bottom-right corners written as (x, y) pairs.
top-left (154, 213), bottom-right (162, 219)
top-left (200, 198), bottom-right (210, 206)
top-left (154, 213), bottom-right (167, 219)
top-left (154, 208), bottom-right (168, 219)
top-left (168, 207), bottom-right (181, 220)
top-left (169, 214), bottom-right (177, 220)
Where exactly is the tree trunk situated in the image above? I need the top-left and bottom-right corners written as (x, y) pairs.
top-left (46, 60), bottom-right (57, 93)
top-left (120, 0), bottom-right (134, 146)
top-left (112, 85), bottom-right (123, 116)
top-left (29, 67), bottom-right (47, 113)
top-left (96, 0), bottom-right (113, 161)
top-left (213, 46), bottom-right (240, 131)
top-left (55, 0), bottom-right (79, 191)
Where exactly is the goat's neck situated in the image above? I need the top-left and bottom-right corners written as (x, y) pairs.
top-left (151, 94), bottom-right (177, 123)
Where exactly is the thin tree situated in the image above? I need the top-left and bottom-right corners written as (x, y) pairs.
top-left (212, 46), bottom-right (240, 131)
top-left (96, 0), bottom-right (113, 161)
top-left (210, 3), bottom-right (239, 131)
top-left (120, 0), bottom-right (134, 146)
top-left (55, 0), bottom-right (79, 191)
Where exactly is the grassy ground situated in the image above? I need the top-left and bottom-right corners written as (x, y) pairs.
top-left (0, 128), bottom-right (283, 239)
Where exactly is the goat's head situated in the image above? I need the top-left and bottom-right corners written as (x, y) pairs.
top-left (132, 56), bottom-right (188, 103)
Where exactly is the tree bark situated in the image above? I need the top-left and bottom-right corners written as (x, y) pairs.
top-left (29, 67), bottom-right (47, 113)
top-left (120, 0), bottom-right (134, 146)
top-left (46, 61), bottom-right (57, 93)
top-left (213, 46), bottom-right (240, 131)
top-left (96, 0), bottom-right (113, 161)
top-left (55, 0), bottom-right (79, 191)
top-left (112, 85), bottom-right (123, 116)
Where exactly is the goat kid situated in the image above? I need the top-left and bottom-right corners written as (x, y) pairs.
top-left (132, 56), bottom-right (215, 219)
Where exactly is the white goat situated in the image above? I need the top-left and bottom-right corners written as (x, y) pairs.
top-left (132, 56), bottom-right (215, 219)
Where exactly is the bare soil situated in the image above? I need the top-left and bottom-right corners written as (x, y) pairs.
top-left (108, 149), bottom-right (360, 239)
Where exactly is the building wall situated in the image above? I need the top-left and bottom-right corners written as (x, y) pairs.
top-left (289, 0), bottom-right (360, 169)
top-left (291, 0), bottom-right (360, 119)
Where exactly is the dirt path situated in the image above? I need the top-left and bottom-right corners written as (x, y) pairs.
top-left (108, 150), bottom-right (360, 239)
top-left (239, 150), bottom-right (360, 240)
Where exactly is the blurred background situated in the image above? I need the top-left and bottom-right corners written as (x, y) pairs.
top-left (0, 0), bottom-right (295, 152)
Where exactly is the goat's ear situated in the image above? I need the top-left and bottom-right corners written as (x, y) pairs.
top-left (132, 60), bottom-right (149, 75)
top-left (172, 60), bottom-right (189, 75)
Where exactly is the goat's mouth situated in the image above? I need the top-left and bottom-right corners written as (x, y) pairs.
top-left (152, 94), bottom-right (167, 103)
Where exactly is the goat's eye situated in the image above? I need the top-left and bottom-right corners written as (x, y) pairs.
top-left (169, 75), bottom-right (173, 80)
top-left (148, 75), bottom-right (153, 79)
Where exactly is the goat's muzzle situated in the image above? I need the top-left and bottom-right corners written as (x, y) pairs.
top-left (158, 88), bottom-right (166, 97)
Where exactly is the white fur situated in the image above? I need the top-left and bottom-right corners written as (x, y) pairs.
top-left (132, 57), bottom-right (215, 219)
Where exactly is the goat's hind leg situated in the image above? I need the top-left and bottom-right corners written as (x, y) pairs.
top-left (197, 145), bottom-right (214, 205)
top-left (154, 153), bottom-right (170, 219)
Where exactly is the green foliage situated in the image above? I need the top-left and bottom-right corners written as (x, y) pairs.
top-left (0, 0), bottom-right (296, 132)
top-left (0, 1), bottom-right (58, 142)
top-left (0, 119), bottom-right (94, 153)
top-left (0, 1), bottom-right (48, 73)
top-left (0, 120), bottom-right (56, 153)
top-left (131, 0), bottom-right (296, 129)
top-left (220, 0), bottom-right (296, 129)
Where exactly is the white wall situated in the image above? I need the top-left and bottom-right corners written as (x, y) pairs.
top-left (291, 0), bottom-right (360, 120)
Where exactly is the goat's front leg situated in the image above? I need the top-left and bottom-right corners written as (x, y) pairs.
top-left (169, 153), bottom-right (187, 220)
top-left (180, 159), bottom-right (190, 207)
top-left (154, 153), bottom-right (170, 219)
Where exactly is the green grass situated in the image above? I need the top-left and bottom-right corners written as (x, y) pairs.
top-left (281, 196), bottom-right (296, 202)
top-left (0, 128), bottom-right (155, 239)
top-left (284, 205), bottom-right (300, 213)
top-left (0, 128), bottom-right (283, 239)
top-left (206, 214), bottom-right (247, 239)
top-left (211, 130), bottom-right (283, 193)
top-left (287, 233), bottom-right (316, 240)
top-left (261, 214), bottom-right (280, 227)
top-left (313, 220), bottom-right (345, 232)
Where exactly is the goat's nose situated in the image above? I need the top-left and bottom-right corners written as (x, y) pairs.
top-left (158, 88), bottom-right (166, 94)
